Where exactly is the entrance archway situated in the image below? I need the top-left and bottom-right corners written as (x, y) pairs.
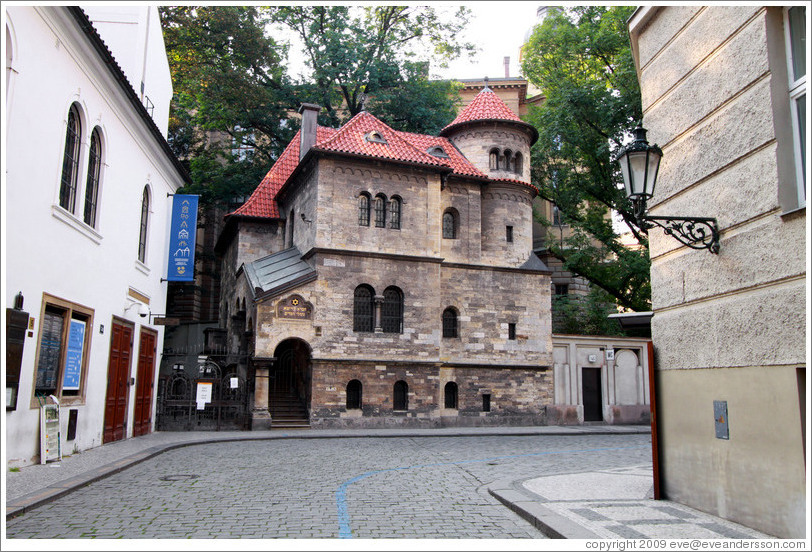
top-left (270, 338), bottom-right (312, 426)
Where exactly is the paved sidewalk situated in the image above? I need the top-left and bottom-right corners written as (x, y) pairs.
top-left (4, 425), bottom-right (773, 540)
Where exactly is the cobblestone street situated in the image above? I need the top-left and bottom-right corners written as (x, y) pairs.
top-left (5, 433), bottom-right (651, 539)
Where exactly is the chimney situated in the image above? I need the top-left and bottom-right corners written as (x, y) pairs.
top-left (298, 103), bottom-right (321, 161)
top-left (504, 56), bottom-right (510, 78)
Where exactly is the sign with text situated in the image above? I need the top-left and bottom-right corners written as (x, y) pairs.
top-left (40, 398), bottom-right (61, 464)
top-left (62, 319), bottom-right (85, 390)
top-left (277, 295), bottom-right (312, 320)
top-left (196, 382), bottom-right (213, 410)
top-left (166, 194), bottom-right (199, 282)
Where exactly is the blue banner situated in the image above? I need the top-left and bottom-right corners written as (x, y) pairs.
top-left (62, 319), bottom-right (85, 390)
top-left (166, 194), bottom-right (198, 282)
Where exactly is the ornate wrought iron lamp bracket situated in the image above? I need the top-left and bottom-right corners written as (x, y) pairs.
top-left (633, 198), bottom-right (720, 254)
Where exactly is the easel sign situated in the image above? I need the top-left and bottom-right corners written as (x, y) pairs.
top-left (40, 395), bottom-right (62, 464)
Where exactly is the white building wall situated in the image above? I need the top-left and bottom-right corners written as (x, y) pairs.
top-left (3, 6), bottom-right (184, 466)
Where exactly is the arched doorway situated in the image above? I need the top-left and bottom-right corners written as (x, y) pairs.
top-left (270, 338), bottom-right (312, 427)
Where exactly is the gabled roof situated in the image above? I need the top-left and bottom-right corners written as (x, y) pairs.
top-left (242, 247), bottom-right (317, 300)
top-left (229, 111), bottom-right (488, 220)
top-left (440, 87), bottom-right (538, 144)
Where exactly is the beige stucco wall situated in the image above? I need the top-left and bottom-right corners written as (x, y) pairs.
top-left (630, 5), bottom-right (806, 538)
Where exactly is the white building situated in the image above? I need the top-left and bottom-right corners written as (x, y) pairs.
top-left (3, 6), bottom-right (188, 466)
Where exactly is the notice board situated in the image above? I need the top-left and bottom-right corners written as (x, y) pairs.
top-left (40, 397), bottom-right (61, 464)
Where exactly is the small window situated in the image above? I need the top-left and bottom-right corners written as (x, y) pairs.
top-left (514, 152), bottom-right (523, 175)
top-left (389, 196), bottom-right (401, 229)
top-left (555, 284), bottom-right (569, 296)
top-left (786, 6), bottom-right (806, 207)
top-left (138, 187), bottom-right (150, 263)
top-left (365, 130), bottom-right (388, 144)
top-left (358, 193), bottom-right (371, 226)
top-left (442, 307), bottom-right (458, 338)
top-left (482, 393), bottom-right (491, 412)
top-left (346, 380), bottom-right (362, 410)
top-left (444, 382), bottom-right (458, 409)
top-left (506, 225), bottom-right (514, 243)
top-left (489, 148), bottom-right (500, 171)
top-left (287, 209), bottom-right (295, 248)
top-left (83, 128), bottom-right (102, 228)
top-left (393, 380), bottom-right (408, 411)
top-left (34, 296), bottom-right (93, 401)
top-left (442, 210), bottom-right (457, 239)
top-left (427, 146), bottom-right (449, 158)
top-left (59, 103), bottom-right (82, 213)
top-left (381, 286), bottom-right (403, 334)
top-left (504, 149), bottom-right (513, 172)
top-left (508, 323), bottom-right (516, 340)
top-left (353, 285), bottom-right (374, 332)
top-left (374, 194), bottom-right (387, 228)
top-left (552, 204), bottom-right (563, 226)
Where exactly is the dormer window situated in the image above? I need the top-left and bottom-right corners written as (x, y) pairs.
top-left (427, 146), bottom-right (449, 158)
top-left (365, 130), bottom-right (388, 144)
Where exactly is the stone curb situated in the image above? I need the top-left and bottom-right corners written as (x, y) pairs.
top-left (6, 426), bottom-right (651, 521)
top-left (487, 477), bottom-right (600, 539)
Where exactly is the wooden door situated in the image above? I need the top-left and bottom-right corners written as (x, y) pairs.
top-left (133, 329), bottom-right (157, 437)
top-left (582, 367), bottom-right (603, 422)
top-left (104, 322), bottom-right (132, 443)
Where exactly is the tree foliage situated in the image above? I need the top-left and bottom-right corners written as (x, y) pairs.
top-left (160, 5), bottom-right (473, 204)
top-left (522, 6), bottom-right (651, 311)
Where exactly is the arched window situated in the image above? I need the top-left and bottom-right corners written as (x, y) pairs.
top-left (442, 209), bottom-right (457, 239)
top-left (83, 127), bottom-right (102, 227)
top-left (138, 186), bottom-right (150, 263)
top-left (444, 382), bottom-right (458, 409)
top-left (489, 148), bottom-right (499, 171)
top-left (381, 286), bottom-right (403, 333)
top-left (393, 380), bottom-right (408, 411)
top-left (353, 285), bottom-right (374, 332)
top-left (442, 307), bottom-right (458, 338)
top-left (504, 149), bottom-right (513, 172)
top-left (358, 192), bottom-right (371, 226)
top-left (514, 152), bottom-right (523, 175)
top-left (59, 103), bottom-right (82, 212)
top-left (388, 196), bottom-right (401, 229)
top-left (346, 380), bottom-right (362, 410)
top-left (374, 194), bottom-right (387, 227)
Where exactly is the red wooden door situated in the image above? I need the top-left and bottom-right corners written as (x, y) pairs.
top-left (133, 329), bottom-right (157, 437)
top-left (104, 322), bottom-right (132, 443)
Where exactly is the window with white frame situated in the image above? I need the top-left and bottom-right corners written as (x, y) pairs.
top-left (786, 6), bottom-right (806, 208)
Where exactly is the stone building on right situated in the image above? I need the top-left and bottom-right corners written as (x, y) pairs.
top-left (628, 6), bottom-right (806, 538)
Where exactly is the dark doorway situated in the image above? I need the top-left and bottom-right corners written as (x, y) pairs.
top-left (104, 321), bottom-right (133, 443)
top-left (270, 338), bottom-right (312, 426)
top-left (582, 367), bottom-right (603, 422)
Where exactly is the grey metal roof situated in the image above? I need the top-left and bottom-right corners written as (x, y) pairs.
top-left (243, 247), bottom-right (317, 299)
top-left (521, 253), bottom-right (551, 273)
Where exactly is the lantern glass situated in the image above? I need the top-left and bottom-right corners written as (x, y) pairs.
top-left (628, 150), bottom-right (652, 198)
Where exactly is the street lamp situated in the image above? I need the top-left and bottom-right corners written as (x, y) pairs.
top-left (615, 126), bottom-right (720, 254)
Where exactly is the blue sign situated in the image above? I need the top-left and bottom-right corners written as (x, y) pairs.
top-left (166, 194), bottom-right (199, 282)
top-left (62, 319), bottom-right (85, 390)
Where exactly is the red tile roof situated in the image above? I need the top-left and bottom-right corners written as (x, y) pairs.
top-left (441, 87), bottom-right (523, 131)
top-left (229, 104), bottom-right (532, 220)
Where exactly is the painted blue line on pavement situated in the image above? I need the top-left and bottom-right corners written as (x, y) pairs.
top-left (336, 444), bottom-right (648, 538)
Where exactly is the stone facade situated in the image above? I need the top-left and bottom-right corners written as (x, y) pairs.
top-left (219, 90), bottom-right (557, 430)
top-left (628, 6), bottom-right (806, 538)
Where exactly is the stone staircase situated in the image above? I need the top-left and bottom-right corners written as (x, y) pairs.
top-left (269, 389), bottom-right (310, 429)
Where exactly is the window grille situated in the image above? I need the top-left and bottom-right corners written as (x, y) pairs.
top-left (374, 194), bottom-right (387, 227)
top-left (83, 128), bottom-right (102, 227)
top-left (346, 380), bottom-right (362, 410)
top-left (444, 382), bottom-right (458, 409)
top-left (442, 307), bottom-right (458, 338)
top-left (353, 285), bottom-right (374, 332)
top-left (393, 380), bottom-right (408, 411)
top-left (389, 196), bottom-right (401, 229)
top-left (138, 187), bottom-right (150, 263)
top-left (381, 287), bottom-right (403, 333)
top-left (442, 211), bottom-right (456, 239)
top-left (358, 193), bottom-right (370, 226)
top-left (59, 104), bottom-right (82, 212)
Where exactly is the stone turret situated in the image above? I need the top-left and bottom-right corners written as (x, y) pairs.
top-left (440, 84), bottom-right (539, 266)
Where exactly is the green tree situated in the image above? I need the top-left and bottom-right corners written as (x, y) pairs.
top-left (270, 5), bottom-right (474, 131)
top-left (522, 6), bottom-right (651, 311)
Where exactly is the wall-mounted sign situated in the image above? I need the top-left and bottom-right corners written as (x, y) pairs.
top-left (196, 382), bottom-right (213, 410)
top-left (714, 400), bottom-right (729, 440)
top-left (166, 194), bottom-right (199, 282)
top-left (605, 349), bottom-right (615, 361)
top-left (277, 295), bottom-right (313, 320)
top-left (62, 319), bottom-right (85, 391)
top-left (40, 398), bottom-right (61, 464)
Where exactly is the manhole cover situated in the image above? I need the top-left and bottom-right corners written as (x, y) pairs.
top-left (160, 474), bottom-right (199, 481)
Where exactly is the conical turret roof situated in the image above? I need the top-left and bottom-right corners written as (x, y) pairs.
top-left (440, 85), bottom-right (538, 144)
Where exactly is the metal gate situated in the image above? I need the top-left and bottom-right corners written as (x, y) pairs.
top-left (156, 361), bottom-right (250, 431)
